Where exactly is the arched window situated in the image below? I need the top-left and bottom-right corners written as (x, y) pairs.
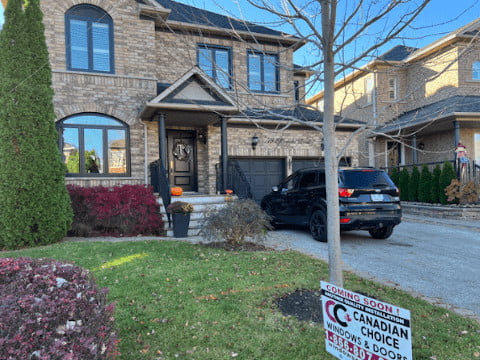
top-left (58, 114), bottom-right (129, 176)
top-left (472, 61), bottom-right (480, 80)
top-left (65, 5), bottom-right (114, 73)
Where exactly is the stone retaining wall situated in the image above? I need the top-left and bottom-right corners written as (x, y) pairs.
top-left (401, 202), bottom-right (480, 220)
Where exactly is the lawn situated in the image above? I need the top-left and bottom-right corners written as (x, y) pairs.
top-left (2, 240), bottom-right (479, 360)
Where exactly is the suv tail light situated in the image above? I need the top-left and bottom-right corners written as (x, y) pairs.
top-left (338, 188), bottom-right (354, 198)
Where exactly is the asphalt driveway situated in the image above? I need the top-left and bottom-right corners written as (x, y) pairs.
top-left (261, 214), bottom-right (480, 322)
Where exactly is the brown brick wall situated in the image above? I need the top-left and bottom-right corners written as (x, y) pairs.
top-left (40, 0), bottom-right (344, 194)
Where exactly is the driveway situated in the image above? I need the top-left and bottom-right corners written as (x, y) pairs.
top-left (261, 214), bottom-right (480, 321)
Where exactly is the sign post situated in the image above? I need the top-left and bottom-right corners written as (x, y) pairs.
top-left (321, 281), bottom-right (412, 360)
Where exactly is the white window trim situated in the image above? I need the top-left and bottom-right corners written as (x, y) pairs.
top-left (388, 77), bottom-right (397, 101)
top-left (365, 76), bottom-right (374, 105)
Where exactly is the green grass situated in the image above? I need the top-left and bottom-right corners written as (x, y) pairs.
top-left (2, 240), bottom-right (479, 359)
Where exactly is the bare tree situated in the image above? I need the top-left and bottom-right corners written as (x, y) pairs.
top-left (240, 0), bottom-right (431, 286)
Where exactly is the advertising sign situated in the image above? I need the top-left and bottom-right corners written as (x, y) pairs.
top-left (321, 281), bottom-right (412, 360)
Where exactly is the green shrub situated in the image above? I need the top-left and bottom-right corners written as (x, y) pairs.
top-left (430, 165), bottom-right (441, 204)
top-left (418, 165), bottom-right (432, 203)
top-left (201, 199), bottom-right (272, 245)
top-left (0, 0), bottom-right (72, 249)
top-left (408, 166), bottom-right (420, 202)
top-left (390, 167), bottom-right (400, 187)
top-left (439, 162), bottom-right (457, 204)
top-left (399, 168), bottom-right (410, 201)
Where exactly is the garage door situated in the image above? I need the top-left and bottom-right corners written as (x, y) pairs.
top-left (292, 158), bottom-right (324, 172)
top-left (233, 158), bottom-right (285, 203)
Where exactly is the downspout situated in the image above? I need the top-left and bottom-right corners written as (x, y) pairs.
top-left (143, 121), bottom-right (149, 184)
top-left (368, 73), bottom-right (378, 167)
top-left (221, 117), bottom-right (228, 191)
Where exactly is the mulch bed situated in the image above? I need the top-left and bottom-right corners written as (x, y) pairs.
top-left (200, 241), bottom-right (273, 252)
top-left (276, 289), bottom-right (324, 323)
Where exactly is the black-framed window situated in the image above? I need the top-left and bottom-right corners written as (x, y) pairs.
top-left (58, 114), bottom-right (129, 176)
top-left (294, 80), bottom-right (300, 102)
top-left (65, 5), bottom-right (114, 73)
top-left (197, 44), bottom-right (232, 89)
top-left (247, 50), bottom-right (279, 93)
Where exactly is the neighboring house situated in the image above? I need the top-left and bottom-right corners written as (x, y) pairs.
top-left (39, 0), bottom-right (362, 202)
top-left (307, 19), bottom-right (480, 171)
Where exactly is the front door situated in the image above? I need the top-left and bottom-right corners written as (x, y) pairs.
top-left (167, 131), bottom-right (196, 191)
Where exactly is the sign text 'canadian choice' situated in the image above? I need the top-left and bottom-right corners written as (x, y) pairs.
top-left (321, 281), bottom-right (412, 360)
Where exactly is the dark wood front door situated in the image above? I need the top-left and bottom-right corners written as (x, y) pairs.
top-left (168, 131), bottom-right (196, 191)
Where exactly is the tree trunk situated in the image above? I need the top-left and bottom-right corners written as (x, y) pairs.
top-left (321, 0), bottom-right (343, 287)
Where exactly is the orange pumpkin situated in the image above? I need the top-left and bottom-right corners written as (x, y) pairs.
top-left (171, 187), bottom-right (183, 196)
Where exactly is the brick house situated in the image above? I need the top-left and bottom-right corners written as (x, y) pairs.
top-left (37, 0), bottom-right (362, 202)
top-left (307, 20), bottom-right (480, 172)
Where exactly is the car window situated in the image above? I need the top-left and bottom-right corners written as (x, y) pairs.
top-left (299, 172), bottom-right (317, 189)
top-left (339, 170), bottom-right (395, 188)
top-left (281, 174), bottom-right (300, 191)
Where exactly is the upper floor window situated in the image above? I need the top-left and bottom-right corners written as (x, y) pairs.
top-left (65, 5), bottom-right (114, 73)
top-left (198, 44), bottom-right (232, 89)
top-left (58, 114), bottom-right (129, 176)
top-left (294, 80), bottom-right (300, 102)
top-left (473, 62), bottom-right (480, 80)
top-left (388, 77), bottom-right (397, 100)
top-left (365, 76), bottom-right (374, 104)
top-left (248, 50), bottom-right (279, 93)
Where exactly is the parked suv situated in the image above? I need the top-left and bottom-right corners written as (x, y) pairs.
top-left (261, 167), bottom-right (401, 242)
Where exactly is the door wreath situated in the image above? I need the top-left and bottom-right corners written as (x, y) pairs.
top-left (172, 141), bottom-right (192, 161)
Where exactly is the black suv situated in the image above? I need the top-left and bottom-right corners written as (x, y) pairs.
top-left (261, 167), bottom-right (401, 242)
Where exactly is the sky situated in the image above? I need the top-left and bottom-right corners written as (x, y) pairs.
top-left (2, 0), bottom-right (480, 52)
top-left (2, 0), bottom-right (480, 88)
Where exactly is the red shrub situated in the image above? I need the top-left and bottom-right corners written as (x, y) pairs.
top-left (0, 257), bottom-right (118, 359)
top-left (67, 184), bottom-right (164, 237)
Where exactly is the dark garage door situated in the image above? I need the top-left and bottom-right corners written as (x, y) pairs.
top-left (292, 158), bottom-right (324, 172)
top-left (234, 158), bottom-right (285, 203)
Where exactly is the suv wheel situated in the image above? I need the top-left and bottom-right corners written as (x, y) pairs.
top-left (368, 225), bottom-right (394, 239)
top-left (309, 210), bottom-right (327, 242)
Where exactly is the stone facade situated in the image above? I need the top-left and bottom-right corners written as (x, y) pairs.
top-left (308, 28), bottom-right (480, 170)
top-left (41, 0), bottom-right (359, 194)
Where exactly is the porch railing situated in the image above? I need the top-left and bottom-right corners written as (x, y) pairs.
top-left (383, 160), bottom-right (480, 184)
top-left (216, 160), bottom-right (253, 199)
top-left (150, 159), bottom-right (172, 226)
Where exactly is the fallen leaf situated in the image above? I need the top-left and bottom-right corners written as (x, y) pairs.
top-left (473, 352), bottom-right (480, 358)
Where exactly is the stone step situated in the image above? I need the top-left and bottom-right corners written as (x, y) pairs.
top-left (158, 194), bottom-right (235, 237)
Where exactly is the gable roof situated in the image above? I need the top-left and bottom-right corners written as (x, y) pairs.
top-left (138, 0), bottom-right (302, 48)
top-left (377, 45), bottom-right (418, 62)
top-left (140, 66), bottom-right (238, 119)
top-left (376, 95), bottom-right (480, 133)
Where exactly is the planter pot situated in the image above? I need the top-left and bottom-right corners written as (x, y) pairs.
top-left (172, 213), bottom-right (191, 238)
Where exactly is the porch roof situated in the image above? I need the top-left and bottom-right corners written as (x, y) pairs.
top-left (376, 95), bottom-right (480, 135)
top-left (140, 67), bottom-right (239, 121)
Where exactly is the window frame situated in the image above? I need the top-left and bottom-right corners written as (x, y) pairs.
top-left (294, 80), bottom-right (300, 103)
top-left (65, 4), bottom-right (115, 74)
top-left (472, 61), bottom-right (480, 81)
top-left (197, 43), bottom-right (233, 89)
top-left (247, 49), bottom-right (280, 93)
top-left (388, 77), bottom-right (397, 101)
top-left (57, 113), bottom-right (130, 177)
top-left (365, 76), bottom-right (374, 105)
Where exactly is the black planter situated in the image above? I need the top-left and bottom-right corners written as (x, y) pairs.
top-left (172, 213), bottom-right (191, 238)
